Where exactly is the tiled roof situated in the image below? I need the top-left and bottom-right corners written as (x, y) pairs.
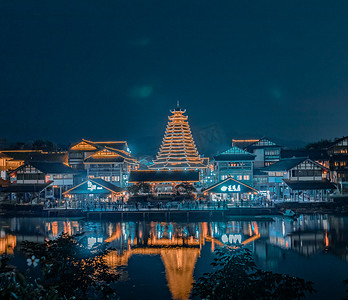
top-left (253, 168), bottom-right (268, 176)
top-left (262, 157), bottom-right (308, 172)
top-left (63, 178), bottom-right (123, 195)
top-left (23, 162), bottom-right (79, 174)
top-left (149, 162), bottom-right (207, 169)
top-left (0, 150), bottom-right (43, 161)
top-left (84, 156), bottom-right (126, 163)
top-left (214, 154), bottom-right (255, 161)
top-left (281, 149), bottom-right (329, 160)
top-left (27, 152), bottom-right (67, 162)
top-left (89, 178), bottom-right (124, 193)
top-left (203, 177), bottom-right (258, 194)
top-left (69, 139), bottom-right (129, 152)
top-left (214, 146), bottom-right (255, 161)
top-left (83, 147), bottom-right (136, 164)
top-left (2, 182), bottom-right (52, 193)
top-left (129, 170), bottom-right (200, 183)
top-left (283, 180), bottom-right (336, 190)
top-left (92, 141), bottom-right (128, 151)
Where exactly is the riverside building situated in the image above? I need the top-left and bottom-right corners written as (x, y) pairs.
top-left (5, 161), bottom-right (79, 203)
top-left (262, 157), bottom-right (335, 202)
top-left (213, 146), bottom-right (255, 187)
top-left (68, 139), bottom-right (138, 188)
top-left (232, 137), bottom-right (281, 168)
top-left (328, 136), bottom-right (348, 194)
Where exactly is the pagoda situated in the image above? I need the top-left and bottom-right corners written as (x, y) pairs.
top-left (149, 103), bottom-right (208, 170)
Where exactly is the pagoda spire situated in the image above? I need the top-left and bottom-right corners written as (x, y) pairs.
top-left (149, 105), bottom-right (208, 170)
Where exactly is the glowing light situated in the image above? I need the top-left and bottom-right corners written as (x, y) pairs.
top-left (220, 185), bottom-right (241, 192)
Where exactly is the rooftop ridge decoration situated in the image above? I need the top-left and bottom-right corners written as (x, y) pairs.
top-left (149, 105), bottom-right (208, 170)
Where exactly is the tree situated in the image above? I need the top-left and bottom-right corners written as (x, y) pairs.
top-left (32, 140), bottom-right (58, 152)
top-left (127, 182), bottom-right (151, 195)
top-left (305, 139), bottom-right (332, 150)
top-left (193, 246), bottom-right (315, 300)
top-left (1, 233), bottom-right (119, 300)
top-left (175, 183), bottom-right (196, 199)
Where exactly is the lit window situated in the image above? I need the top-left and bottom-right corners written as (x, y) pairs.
top-left (112, 176), bottom-right (120, 182)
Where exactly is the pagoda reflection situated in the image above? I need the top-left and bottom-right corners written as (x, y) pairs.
top-left (103, 221), bottom-right (259, 300)
top-left (2, 216), bottom-right (345, 299)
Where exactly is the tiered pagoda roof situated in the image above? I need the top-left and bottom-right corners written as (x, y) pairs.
top-left (149, 105), bottom-right (208, 170)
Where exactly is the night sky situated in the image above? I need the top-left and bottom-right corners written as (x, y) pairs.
top-left (1, 1), bottom-right (348, 154)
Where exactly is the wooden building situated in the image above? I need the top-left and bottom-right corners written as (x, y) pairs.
top-left (63, 178), bottom-right (125, 207)
top-left (0, 150), bottom-right (68, 180)
top-left (68, 139), bottom-right (138, 188)
top-left (6, 161), bottom-right (80, 202)
top-left (327, 136), bottom-right (348, 194)
top-left (232, 137), bottom-right (281, 168)
top-left (203, 177), bottom-right (258, 203)
top-left (213, 146), bottom-right (255, 187)
top-left (0, 150), bottom-right (43, 179)
top-left (262, 157), bottom-right (335, 202)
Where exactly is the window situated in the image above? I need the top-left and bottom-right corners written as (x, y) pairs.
top-left (237, 175), bottom-right (242, 180)
top-left (221, 175), bottom-right (228, 180)
top-left (112, 176), bottom-right (120, 182)
top-left (265, 149), bottom-right (280, 156)
top-left (243, 175), bottom-right (250, 180)
top-left (291, 170), bottom-right (322, 177)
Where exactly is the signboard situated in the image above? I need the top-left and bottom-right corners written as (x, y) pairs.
top-left (205, 178), bottom-right (258, 194)
top-left (220, 185), bottom-right (241, 192)
top-left (87, 181), bottom-right (103, 192)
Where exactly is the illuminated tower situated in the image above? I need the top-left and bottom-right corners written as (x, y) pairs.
top-left (150, 103), bottom-right (208, 170)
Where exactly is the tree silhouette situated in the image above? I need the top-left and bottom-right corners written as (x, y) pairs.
top-left (193, 246), bottom-right (315, 300)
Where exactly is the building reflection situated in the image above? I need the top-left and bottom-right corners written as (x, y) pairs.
top-left (101, 221), bottom-right (260, 300)
top-left (265, 215), bottom-right (332, 258)
top-left (1, 215), bottom-right (348, 299)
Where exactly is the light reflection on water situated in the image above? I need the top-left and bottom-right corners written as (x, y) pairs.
top-left (0, 215), bottom-right (348, 299)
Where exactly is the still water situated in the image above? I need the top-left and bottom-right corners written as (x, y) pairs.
top-left (1, 215), bottom-right (348, 299)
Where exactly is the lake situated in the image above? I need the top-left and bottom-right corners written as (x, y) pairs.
top-left (0, 214), bottom-right (347, 299)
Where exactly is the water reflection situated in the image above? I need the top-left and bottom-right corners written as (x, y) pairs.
top-left (1, 215), bottom-right (348, 299)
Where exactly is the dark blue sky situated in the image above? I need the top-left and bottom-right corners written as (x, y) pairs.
top-left (1, 1), bottom-right (348, 152)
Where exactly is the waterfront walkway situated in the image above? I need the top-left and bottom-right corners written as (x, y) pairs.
top-left (42, 205), bottom-right (278, 220)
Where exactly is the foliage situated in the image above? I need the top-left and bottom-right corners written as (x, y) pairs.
top-left (192, 246), bottom-right (315, 300)
top-left (127, 182), bottom-right (151, 195)
top-left (0, 254), bottom-right (58, 300)
top-left (305, 139), bottom-right (332, 150)
top-left (32, 140), bottom-right (58, 152)
top-left (1, 233), bottom-right (119, 300)
top-left (175, 183), bottom-right (196, 198)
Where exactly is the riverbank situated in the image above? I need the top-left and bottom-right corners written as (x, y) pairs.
top-left (276, 198), bottom-right (348, 215)
top-left (2, 199), bottom-right (348, 220)
top-left (0, 204), bottom-right (278, 220)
